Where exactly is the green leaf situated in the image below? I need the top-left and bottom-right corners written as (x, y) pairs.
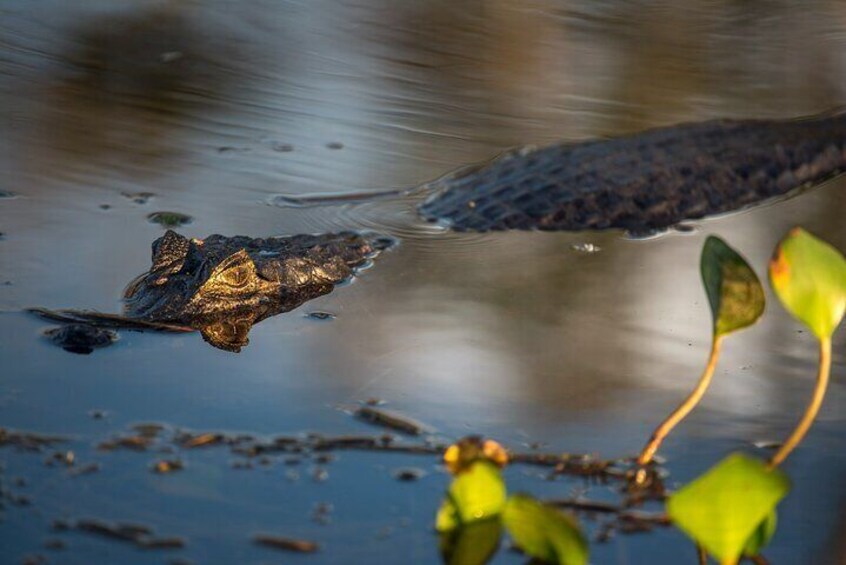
top-left (436, 496), bottom-right (461, 532)
top-left (701, 236), bottom-right (765, 337)
top-left (743, 510), bottom-right (777, 557)
top-left (667, 453), bottom-right (790, 563)
top-left (769, 228), bottom-right (846, 339)
top-left (436, 461), bottom-right (507, 532)
top-left (502, 494), bottom-right (589, 565)
top-left (439, 518), bottom-right (502, 565)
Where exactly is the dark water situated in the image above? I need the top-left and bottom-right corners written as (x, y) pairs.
top-left (2, 1), bottom-right (846, 563)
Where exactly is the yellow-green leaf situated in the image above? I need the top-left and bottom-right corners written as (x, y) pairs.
top-left (435, 461), bottom-right (507, 532)
top-left (436, 496), bottom-right (461, 532)
top-left (439, 518), bottom-right (502, 565)
top-left (502, 494), bottom-right (588, 565)
top-left (667, 453), bottom-right (790, 563)
top-left (769, 228), bottom-right (846, 339)
top-left (701, 236), bottom-right (765, 337)
top-left (743, 510), bottom-right (777, 557)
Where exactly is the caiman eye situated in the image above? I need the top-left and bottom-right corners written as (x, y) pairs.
top-left (220, 265), bottom-right (252, 288)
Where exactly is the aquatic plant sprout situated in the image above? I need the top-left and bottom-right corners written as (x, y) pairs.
top-left (668, 228), bottom-right (845, 564)
top-left (432, 229), bottom-right (844, 564)
top-left (667, 453), bottom-right (790, 565)
top-left (435, 439), bottom-right (588, 565)
top-left (503, 495), bottom-right (588, 565)
top-left (767, 228), bottom-right (846, 468)
top-left (435, 460), bottom-right (507, 532)
top-left (638, 236), bottom-right (764, 465)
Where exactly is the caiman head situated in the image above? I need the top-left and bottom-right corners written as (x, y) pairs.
top-left (124, 230), bottom-right (393, 351)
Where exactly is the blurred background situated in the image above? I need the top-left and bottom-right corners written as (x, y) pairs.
top-left (1, 1), bottom-right (846, 563)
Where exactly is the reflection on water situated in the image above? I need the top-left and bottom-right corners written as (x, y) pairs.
top-left (2, 1), bottom-right (846, 563)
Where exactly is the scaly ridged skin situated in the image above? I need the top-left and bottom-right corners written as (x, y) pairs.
top-left (418, 112), bottom-right (846, 232)
top-left (121, 230), bottom-right (392, 351)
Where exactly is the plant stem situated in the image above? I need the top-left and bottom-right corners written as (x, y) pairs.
top-left (768, 338), bottom-right (832, 469)
top-left (696, 544), bottom-right (708, 564)
top-left (637, 335), bottom-right (723, 466)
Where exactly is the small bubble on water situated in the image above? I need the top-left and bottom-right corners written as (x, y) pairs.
top-left (312, 467), bottom-right (329, 482)
top-left (571, 242), bottom-right (601, 254)
top-left (122, 192), bottom-right (155, 205)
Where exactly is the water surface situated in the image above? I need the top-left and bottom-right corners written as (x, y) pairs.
top-left (2, 1), bottom-right (846, 563)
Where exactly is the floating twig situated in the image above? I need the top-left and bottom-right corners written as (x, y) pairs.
top-left (354, 406), bottom-right (433, 436)
top-left (253, 534), bottom-right (319, 553)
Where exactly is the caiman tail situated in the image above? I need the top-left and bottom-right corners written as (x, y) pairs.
top-left (417, 109), bottom-right (846, 232)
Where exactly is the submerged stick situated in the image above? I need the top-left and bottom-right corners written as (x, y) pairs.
top-left (768, 338), bottom-right (832, 468)
top-left (27, 307), bottom-right (193, 332)
top-left (637, 336), bottom-right (723, 466)
top-left (253, 534), bottom-right (319, 553)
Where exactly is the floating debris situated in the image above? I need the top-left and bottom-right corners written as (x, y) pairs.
top-left (326, 141), bottom-right (344, 150)
top-left (132, 423), bottom-right (165, 438)
top-left (392, 467), bottom-right (426, 482)
top-left (76, 519), bottom-right (146, 542)
top-left (138, 537), bottom-right (186, 549)
top-left (237, 436), bottom-right (299, 456)
top-left (354, 407), bottom-right (433, 436)
top-left (44, 324), bottom-right (118, 355)
top-left (88, 410), bottom-right (108, 420)
top-left (43, 538), bottom-right (66, 550)
top-left (180, 433), bottom-right (224, 449)
top-left (147, 211), bottom-right (193, 228)
top-left (311, 435), bottom-right (380, 450)
top-left (99, 204), bottom-right (111, 210)
top-left (311, 467), bottom-right (329, 482)
top-left (545, 498), bottom-right (621, 514)
top-left (0, 429), bottom-right (66, 452)
top-left (51, 520), bottom-right (71, 532)
top-left (571, 242), bottom-right (602, 254)
top-left (305, 311), bottom-right (336, 321)
top-left (69, 463), bottom-right (101, 477)
top-left (253, 534), bottom-right (319, 553)
top-left (121, 192), bottom-right (155, 205)
top-left (271, 142), bottom-right (294, 152)
top-left (98, 435), bottom-right (153, 452)
top-left (28, 308), bottom-right (193, 333)
top-left (75, 518), bottom-right (184, 550)
top-left (509, 451), bottom-right (619, 479)
top-left (311, 502), bottom-right (333, 525)
top-left (0, 190), bottom-right (17, 199)
top-left (311, 452), bottom-right (334, 465)
top-left (152, 459), bottom-right (183, 474)
top-left (753, 440), bottom-right (782, 450)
